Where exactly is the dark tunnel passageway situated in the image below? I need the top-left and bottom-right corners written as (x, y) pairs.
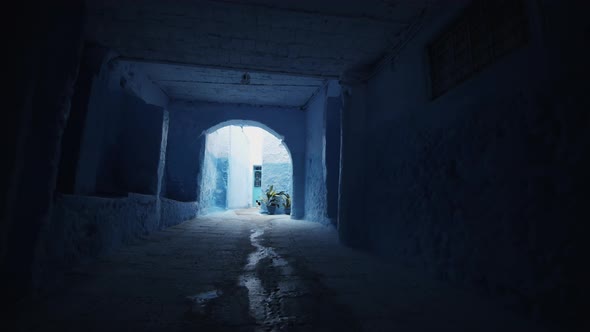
top-left (5, 0), bottom-right (590, 331)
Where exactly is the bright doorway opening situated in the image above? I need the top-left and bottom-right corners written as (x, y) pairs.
top-left (199, 123), bottom-right (292, 214)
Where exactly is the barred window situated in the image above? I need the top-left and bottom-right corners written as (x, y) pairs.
top-left (428, 0), bottom-right (529, 98)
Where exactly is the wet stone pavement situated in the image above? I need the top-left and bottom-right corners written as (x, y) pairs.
top-left (18, 209), bottom-right (549, 331)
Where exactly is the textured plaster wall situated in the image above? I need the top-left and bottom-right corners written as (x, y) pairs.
top-left (261, 130), bottom-right (292, 197)
top-left (206, 126), bottom-right (231, 159)
top-left (165, 102), bottom-right (306, 218)
top-left (199, 152), bottom-right (219, 212)
top-left (35, 193), bottom-right (196, 293)
top-left (303, 84), bottom-right (329, 224)
top-left (160, 198), bottom-right (199, 228)
top-left (200, 127), bottom-right (231, 213)
top-left (261, 161), bottom-right (292, 216)
top-left (200, 153), bottom-right (229, 213)
top-left (261, 164), bottom-right (292, 196)
top-left (262, 130), bottom-right (291, 163)
top-left (349, 2), bottom-right (590, 327)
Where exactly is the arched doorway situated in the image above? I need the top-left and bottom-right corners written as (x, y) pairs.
top-left (198, 120), bottom-right (293, 215)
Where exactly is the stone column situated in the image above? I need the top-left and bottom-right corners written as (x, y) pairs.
top-left (290, 151), bottom-right (305, 219)
top-left (337, 79), bottom-right (369, 248)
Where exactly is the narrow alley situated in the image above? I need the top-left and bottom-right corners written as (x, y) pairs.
top-left (7, 1), bottom-right (590, 330)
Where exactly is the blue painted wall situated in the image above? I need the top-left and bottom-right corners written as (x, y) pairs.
top-left (214, 158), bottom-right (229, 208)
top-left (303, 85), bottom-right (327, 224)
top-left (261, 163), bottom-right (292, 195)
top-left (340, 2), bottom-right (590, 325)
top-left (303, 81), bottom-right (340, 224)
top-left (261, 162), bottom-right (292, 215)
top-left (199, 126), bottom-right (230, 212)
top-left (261, 130), bottom-right (293, 203)
top-left (200, 151), bottom-right (228, 213)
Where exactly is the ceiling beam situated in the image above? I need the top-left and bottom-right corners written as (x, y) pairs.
top-left (114, 56), bottom-right (341, 79)
top-left (154, 80), bottom-right (323, 88)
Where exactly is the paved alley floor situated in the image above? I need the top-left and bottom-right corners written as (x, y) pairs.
top-left (18, 209), bottom-right (549, 331)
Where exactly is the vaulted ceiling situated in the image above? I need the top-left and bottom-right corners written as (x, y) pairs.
top-left (85, 0), bottom-right (440, 106)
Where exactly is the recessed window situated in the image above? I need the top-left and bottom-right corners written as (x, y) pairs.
top-left (428, 0), bottom-right (529, 98)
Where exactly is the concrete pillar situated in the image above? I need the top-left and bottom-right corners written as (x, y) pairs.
top-left (290, 151), bottom-right (305, 219)
top-left (337, 81), bottom-right (368, 247)
top-left (164, 111), bottom-right (203, 203)
top-left (325, 97), bottom-right (342, 225)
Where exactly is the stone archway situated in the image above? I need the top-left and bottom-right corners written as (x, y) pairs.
top-left (198, 120), bottom-right (294, 215)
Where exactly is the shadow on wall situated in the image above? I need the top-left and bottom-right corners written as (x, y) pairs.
top-left (339, 1), bottom-right (590, 328)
